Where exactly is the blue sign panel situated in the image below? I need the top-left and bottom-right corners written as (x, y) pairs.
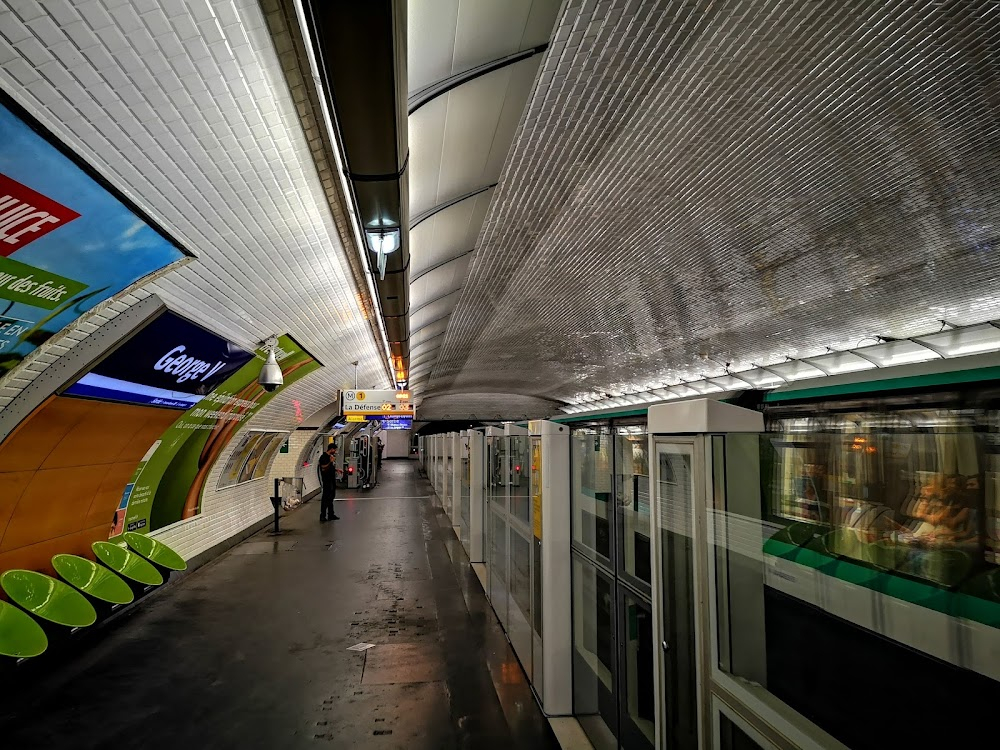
top-left (366, 415), bottom-right (412, 430)
top-left (64, 310), bottom-right (253, 409)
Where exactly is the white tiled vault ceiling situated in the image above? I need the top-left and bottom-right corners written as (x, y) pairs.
top-left (424, 0), bottom-right (1000, 416)
top-left (0, 0), bottom-right (389, 401)
top-left (407, 0), bottom-right (561, 413)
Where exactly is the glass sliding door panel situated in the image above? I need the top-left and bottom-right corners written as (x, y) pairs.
top-left (620, 591), bottom-right (655, 749)
top-left (509, 526), bottom-right (533, 676)
top-left (511, 435), bottom-right (531, 523)
top-left (573, 555), bottom-right (618, 750)
top-left (616, 433), bottom-right (652, 590)
top-left (714, 432), bottom-right (1000, 750)
top-left (572, 431), bottom-right (614, 565)
top-left (532, 535), bottom-right (544, 688)
top-left (460, 440), bottom-right (471, 548)
top-left (657, 442), bottom-right (699, 750)
top-left (719, 713), bottom-right (767, 750)
top-left (489, 437), bottom-right (508, 511)
top-left (490, 508), bottom-right (508, 627)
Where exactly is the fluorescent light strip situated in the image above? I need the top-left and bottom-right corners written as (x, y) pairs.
top-left (291, 0), bottom-right (394, 387)
top-left (559, 319), bottom-right (1000, 414)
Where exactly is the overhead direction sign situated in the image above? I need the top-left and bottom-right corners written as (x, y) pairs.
top-left (341, 389), bottom-right (416, 417)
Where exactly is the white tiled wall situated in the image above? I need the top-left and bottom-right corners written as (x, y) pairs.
top-left (269, 430), bottom-right (317, 489)
top-left (0, 0), bottom-right (391, 560)
top-left (151, 360), bottom-right (338, 560)
top-left (0, 0), bottom-right (390, 396)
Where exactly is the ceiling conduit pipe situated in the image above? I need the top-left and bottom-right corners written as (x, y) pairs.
top-left (300, 0), bottom-right (410, 387)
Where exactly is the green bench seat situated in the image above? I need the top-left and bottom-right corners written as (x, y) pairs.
top-left (0, 600), bottom-right (47, 658)
top-left (92, 542), bottom-right (163, 587)
top-left (123, 532), bottom-right (187, 572)
top-left (52, 554), bottom-right (134, 606)
top-left (0, 570), bottom-right (97, 629)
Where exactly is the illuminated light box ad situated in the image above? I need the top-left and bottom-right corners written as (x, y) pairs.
top-left (64, 311), bottom-right (254, 408)
top-left (114, 335), bottom-right (321, 535)
top-left (217, 430), bottom-right (288, 489)
top-left (0, 100), bottom-right (187, 376)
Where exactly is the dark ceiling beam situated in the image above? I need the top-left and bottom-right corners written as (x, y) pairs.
top-left (300, 0), bottom-right (410, 383)
top-left (410, 183), bottom-right (497, 230)
top-left (408, 44), bottom-right (548, 115)
top-left (259, 0), bottom-right (387, 380)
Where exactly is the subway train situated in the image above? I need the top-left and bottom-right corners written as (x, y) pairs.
top-left (751, 379), bottom-right (1000, 749)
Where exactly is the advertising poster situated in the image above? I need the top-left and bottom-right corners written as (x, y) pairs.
top-left (0, 100), bottom-right (186, 376)
top-left (64, 310), bottom-right (254, 408)
top-left (115, 335), bottom-right (320, 534)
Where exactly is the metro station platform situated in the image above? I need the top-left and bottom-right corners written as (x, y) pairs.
top-left (0, 461), bottom-right (559, 750)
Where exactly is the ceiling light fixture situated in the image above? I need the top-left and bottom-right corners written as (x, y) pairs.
top-left (366, 225), bottom-right (401, 280)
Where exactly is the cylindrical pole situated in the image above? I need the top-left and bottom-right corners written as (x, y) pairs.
top-left (271, 478), bottom-right (281, 534)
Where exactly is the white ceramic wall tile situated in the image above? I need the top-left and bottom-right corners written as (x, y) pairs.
top-left (151, 369), bottom-right (331, 559)
top-left (0, 0), bottom-right (389, 388)
top-left (0, 0), bottom-right (388, 556)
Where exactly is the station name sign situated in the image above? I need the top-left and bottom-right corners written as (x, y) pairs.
top-left (341, 389), bottom-right (415, 417)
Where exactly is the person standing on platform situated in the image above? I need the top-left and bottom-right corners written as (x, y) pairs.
top-left (319, 443), bottom-right (340, 522)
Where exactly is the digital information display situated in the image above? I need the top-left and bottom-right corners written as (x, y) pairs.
top-left (367, 415), bottom-right (412, 430)
top-left (64, 311), bottom-right (253, 409)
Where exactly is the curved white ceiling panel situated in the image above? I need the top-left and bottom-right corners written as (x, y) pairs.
top-left (408, 0), bottom-right (559, 95)
top-left (406, 1), bottom-right (560, 408)
top-left (410, 254), bottom-right (473, 309)
top-left (410, 188), bottom-right (493, 277)
top-left (409, 57), bottom-right (539, 217)
top-left (410, 289), bottom-right (462, 334)
top-left (411, 316), bottom-right (452, 350)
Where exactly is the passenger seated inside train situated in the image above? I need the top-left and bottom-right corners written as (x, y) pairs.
top-left (895, 474), bottom-right (978, 545)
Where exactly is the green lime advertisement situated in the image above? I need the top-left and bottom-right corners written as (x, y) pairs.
top-left (115, 335), bottom-right (321, 535)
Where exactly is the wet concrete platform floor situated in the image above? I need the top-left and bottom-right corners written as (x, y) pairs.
top-left (0, 460), bottom-right (559, 749)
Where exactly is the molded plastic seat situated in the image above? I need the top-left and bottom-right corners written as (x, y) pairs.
top-left (123, 532), bottom-right (187, 572)
top-left (52, 554), bottom-right (134, 605)
top-left (92, 542), bottom-right (164, 587)
top-left (0, 570), bottom-right (97, 628)
top-left (0, 600), bottom-right (48, 658)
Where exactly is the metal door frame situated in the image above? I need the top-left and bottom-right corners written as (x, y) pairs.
top-left (649, 436), bottom-right (706, 750)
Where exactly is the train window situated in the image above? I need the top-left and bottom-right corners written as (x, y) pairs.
top-left (712, 429), bottom-right (1000, 750)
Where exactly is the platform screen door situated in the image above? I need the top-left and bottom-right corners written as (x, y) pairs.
top-left (653, 440), bottom-right (700, 750)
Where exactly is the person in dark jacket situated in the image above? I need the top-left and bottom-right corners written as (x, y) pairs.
top-left (319, 444), bottom-right (340, 522)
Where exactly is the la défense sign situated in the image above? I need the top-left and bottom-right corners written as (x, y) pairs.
top-left (341, 389), bottom-right (415, 416)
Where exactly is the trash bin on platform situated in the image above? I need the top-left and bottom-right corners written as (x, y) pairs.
top-left (280, 477), bottom-right (305, 510)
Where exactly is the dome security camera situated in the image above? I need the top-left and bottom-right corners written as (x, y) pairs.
top-left (258, 348), bottom-right (283, 393)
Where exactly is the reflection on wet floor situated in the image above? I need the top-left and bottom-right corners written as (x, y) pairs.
top-left (0, 460), bottom-right (559, 750)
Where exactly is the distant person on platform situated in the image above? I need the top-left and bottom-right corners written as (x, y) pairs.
top-left (319, 444), bottom-right (340, 522)
top-left (377, 436), bottom-right (385, 463)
